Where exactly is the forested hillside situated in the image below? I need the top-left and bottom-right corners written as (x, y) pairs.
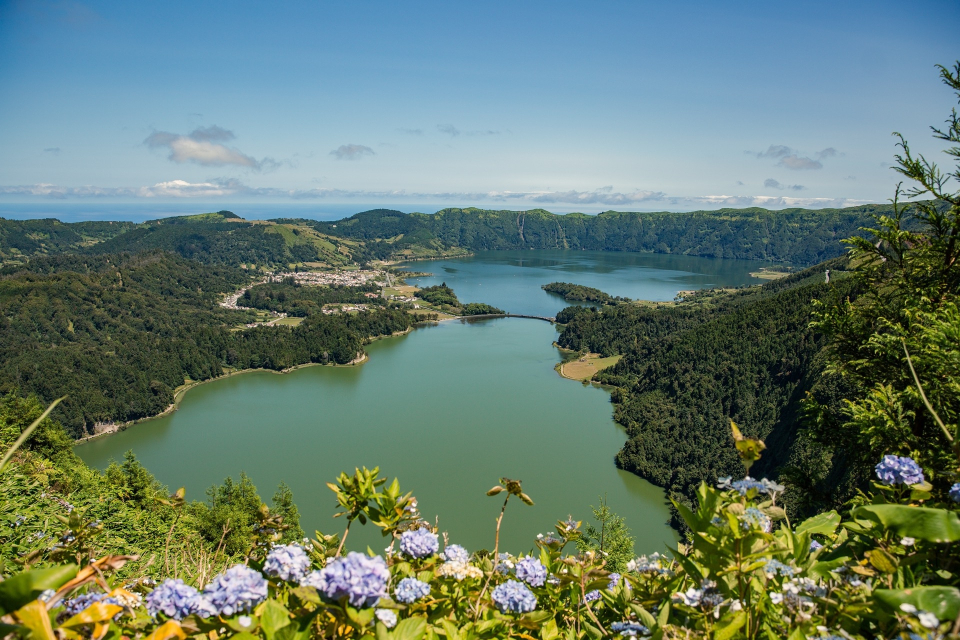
top-left (556, 261), bottom-right (859, 519)
top-left (0, 252), bottom-right (412, 436)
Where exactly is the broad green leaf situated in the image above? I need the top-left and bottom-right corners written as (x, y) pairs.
top-left (541, 618), bottom-right (559, 640)
top-left (260, 599), bottom-right (291, 640)
top-left (628, 604), bottom-right (657, 629)
top-left (0, 564), bottom-right (78, 615)
top-left (874, 586), bottom-right (960, 620)
top-left (656, 600), bottom-right (670, 627)
top-left (714, 611), bottom-right (746, 640)
top-left (865, 549), bottom-right (898, 574)
top-left (795, 511), bottom-right (840, 536)
top-left (393, 616), bottom-right (427, 640)
top-left (670, 498), bottom-right (699, 530)
top-left (13, 600), bottom-right (55, 640)
top-left (852, 505), bottom-right (960, 542)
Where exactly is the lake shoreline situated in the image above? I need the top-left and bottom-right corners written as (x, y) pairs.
top-left (73, 326), bottom-right (415, 445)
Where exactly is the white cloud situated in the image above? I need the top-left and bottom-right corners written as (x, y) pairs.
top-left (330, 144), bottom-right (375, 160)
top-left (144, 126), bottom-right (262, 169)
top-left (754, 144), bottom-right (824, 170)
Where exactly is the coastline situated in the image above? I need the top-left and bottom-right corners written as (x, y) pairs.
top-left (73, 326), bottom-right (414, 445)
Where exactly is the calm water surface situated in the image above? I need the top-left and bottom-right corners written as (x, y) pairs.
top-left (77, 251), bottom-right (767, 554)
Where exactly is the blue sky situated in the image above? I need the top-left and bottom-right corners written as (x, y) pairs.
top-left (1, 0), bottom-right (958, 213)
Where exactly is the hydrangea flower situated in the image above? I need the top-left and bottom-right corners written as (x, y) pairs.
top-left (375, 609), bottom-right (397, 628)
top-left (441, 544), bottom-right (470, 563)
top-left (583, 590), bottom-right (601, 603)
top-left (146, 579), bottom-right (201, 620)
top-left (263, 544), bottom-right (312, 582)
top-left (399, 528), bottom-right (439, 559)
top-left (762, 559), bottom-right (795, 577)
top-left (307, 552), bottom-right (389, 608)
top-left (204, 564), bottom-right (268, 616)
top-left (950, 482), bottom-right (960, 502)
top-left (809, 540), bottom-right (824, 552)
top-left (394, 577), bottom-right (430, 604)
top-left (627, 553), bottom-right (672, 575)
top-left (435, 560), bottom-right (483, 581)
top-left (672, 587), bottom-right (703, 607)
top-left (875, 455), bottom-right (925, 485)
top-left (607, 573), bottom-right (621, 589)
top-left (717, 476), bottom-right (783, 496)
top-left (491, 580), bottom-right (537, 613)
top-left (515, 556), bottom-right (547, 587)
top-left (495, 553), bottom-right (515, 574)
top-left (188, 595), bottom-right (218, 618)
top-left (63, 593), bottom-right (119, 616)
top-left (739, 507), bottom-right (773, 533)
top-left (610, 622), bottom-right (649, 637)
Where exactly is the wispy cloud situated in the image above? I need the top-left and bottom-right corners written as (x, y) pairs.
top-left (753, 144), bottom-right (831, 171)
top-left (330, 144), bottom-right (375, 160)
top-left (398, 128), bottom-right (424, 136)
top-left (437, 124), bottom-right (460, 137)
top-left (43, 147), bottom-right (61, 154)
top-left (0, 181), bottom-right (867, 210)
top-left (144, 125), bottom-right (267, 169)
top-left (764, 178), bottom-right (806, 191)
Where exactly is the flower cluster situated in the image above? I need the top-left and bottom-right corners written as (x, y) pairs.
top-left (584, 590), bottom-right (601, 603)
top-left (203, 565), bottom-right (268, 616)
top-left (739, 507), bottom-right (773, 532)
top-left (394, 577), bottom-right (430, 604)
top-left (435, 559), bottom-right (483, 581)
top-left (950, 482), bottom-right (960, 502)
top-left (515, 556), bottom-right (547, 587)
top-left (305, 552), bottom-right (389, 607)
top-left (375, 608), bottom-right (397, 628)
top-left (263, 543), bottom-right (312, 582)
top-left (146, 579), bottom-right (202, 620)
top-left (608, 573), bottom-right (621, 589)
top-left (491, 580), bottom-right (537, 613)
top-left (874, 455), bottom-right (925, 485)
top-left (717, 476), bottom-right (784, 496)
top-left (610, 621), bottom-right (649, 637)
top-left (762, 559), bottom-right (796, 577)
top-left (63, 592), bottom-right (120, 616)
top-left (441, 543), bottom-right (470, 563)
top-left (399, 528), bottom-right (439, 559)
top-left (627, 553), bottom-right (672, 575)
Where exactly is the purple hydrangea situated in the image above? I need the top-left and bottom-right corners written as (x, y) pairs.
top-left (584, 590), bottom-right (601, 603)
top-left (375, 609), bottom-right (397, 628)
top-left (188, 595), bottom-right (218, 618)
top-left (515, 556), bottom-right (547, 587)
top-left (63, 593), bottom-right (119, 616)
top-left (610, 622), bottom-right (649, 637)
top-left (393, 577), bottom-right (430, 604)
top-left (809, 540), bottom-right (824, 552)
top-left (399, 528), bottom-right (439, 559)
top-left (263, 544), bottom-right (312, 582)
top-left (307, 552), bottom-right (389, 608)
top-left (441, 544), bottom-right (470, 563)
top-left (950, 483), bottom-right (960, 503)
top-left (875, 455), bottom-right (925, 486)
top-left (203, 564), bottom-right (268, 616)
top-left (608, 573), bottom-right (621, 589)
top-left (491, 580), bottom-right (537, 614)
top-left (146, 579), bottom-right (200, 620)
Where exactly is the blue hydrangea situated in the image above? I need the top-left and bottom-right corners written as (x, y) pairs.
top-left (203, 564), bottom-right (268, 616)
top-left (809, 540), bottom-right (824, 552)
top-left (950, 483), bottom-right (960, 503)
top-left (583, 590), bottom-right (601, 603)
top-left (739, 507), bottom-right (773, 532)
top-left (188, 595), bottom-right (218, 618)
top-left (610, 621), bottom-right (649, 637)
top-left (309, 552), bottom-right (389, 608)
top-left (608, 573), bottom-right (622, 589)
top-left (762, 559), bottom-right (795, 577)
top-left (146, 579), bottom-right (200, 620)
top-left (875, 455), bottom-right (925, 485)
top-left (63, 593), bottom-right (119, 616)
top-left (491, 580), bottom-right (537, 613)
top-left (717, 476), bottom-right (784, 496)
top-left (394, 577), bottom-right (430, 604)
top-left (442, 544), bottom-right (470, 563)
top-left (263, 544), bottom-right (312, 582)
top-left (399, 528), bottom-right (439, 559)
top-left (515, 556), bottom-right (547, 587)
top-left (375, 609), bottom-right (397, 628)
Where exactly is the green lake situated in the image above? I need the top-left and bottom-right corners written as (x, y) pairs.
top-left (76, 250), bottom-right (770, 555)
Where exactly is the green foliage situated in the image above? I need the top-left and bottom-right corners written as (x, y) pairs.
top-left (244, 281), bottom-right (382, 317)
top-left (193, 473), bottom-right (265, 556)
top-left (416, 283), bottom-right (459, 306)
top-left (575, 497), bottom-right (635, 573)
top-left (272, 482), bottom-right (304, 543)
top-left (541, 282), bottom-right (628, 305)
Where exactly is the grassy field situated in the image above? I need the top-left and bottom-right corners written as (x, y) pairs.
top-left (559, 353), bottom-right (622, 381)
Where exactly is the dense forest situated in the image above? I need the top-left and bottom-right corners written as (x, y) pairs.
top-left (541, 281), bottom-right (629, 305)
top-left (242, 279), bottom-right (382, 316)
top-left (416, 283), bottom-right (505, 315)
top-left (0, 251), bottom-right (412, 436)
top-left (555, 262), bottom-right (858, 520)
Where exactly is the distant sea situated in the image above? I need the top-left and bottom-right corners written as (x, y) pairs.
top-left (0, 202), bottom-right (455, 224)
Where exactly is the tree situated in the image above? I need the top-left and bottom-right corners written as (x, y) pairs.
top-left (576, 496), bottom-right (634, 573)
top-left (272, 481), bottom-right (304, 542)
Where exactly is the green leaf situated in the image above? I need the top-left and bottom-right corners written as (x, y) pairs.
top-left (656, 600), bottom-right (670, 627)
top-left (628, 604), bottom-right (657, 629)
top-left (795, 510), bottom-right (840, 536)
top-left (714, 611), bottom-right (746, 640)
top-left (865, 548), bottom-right (898, 574)
top-left (393, 616), bottom-right (427, 640)
top-left (0, 564), bottom-right (78, 616)
top-left (260, 599), bottom-right (291, 640)
top-left (852, 505), bottom-right (960, 542)
top-left (541, 618), bottom-right (559, 640)
top-left (874, 586), bottom-right (960, 620)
